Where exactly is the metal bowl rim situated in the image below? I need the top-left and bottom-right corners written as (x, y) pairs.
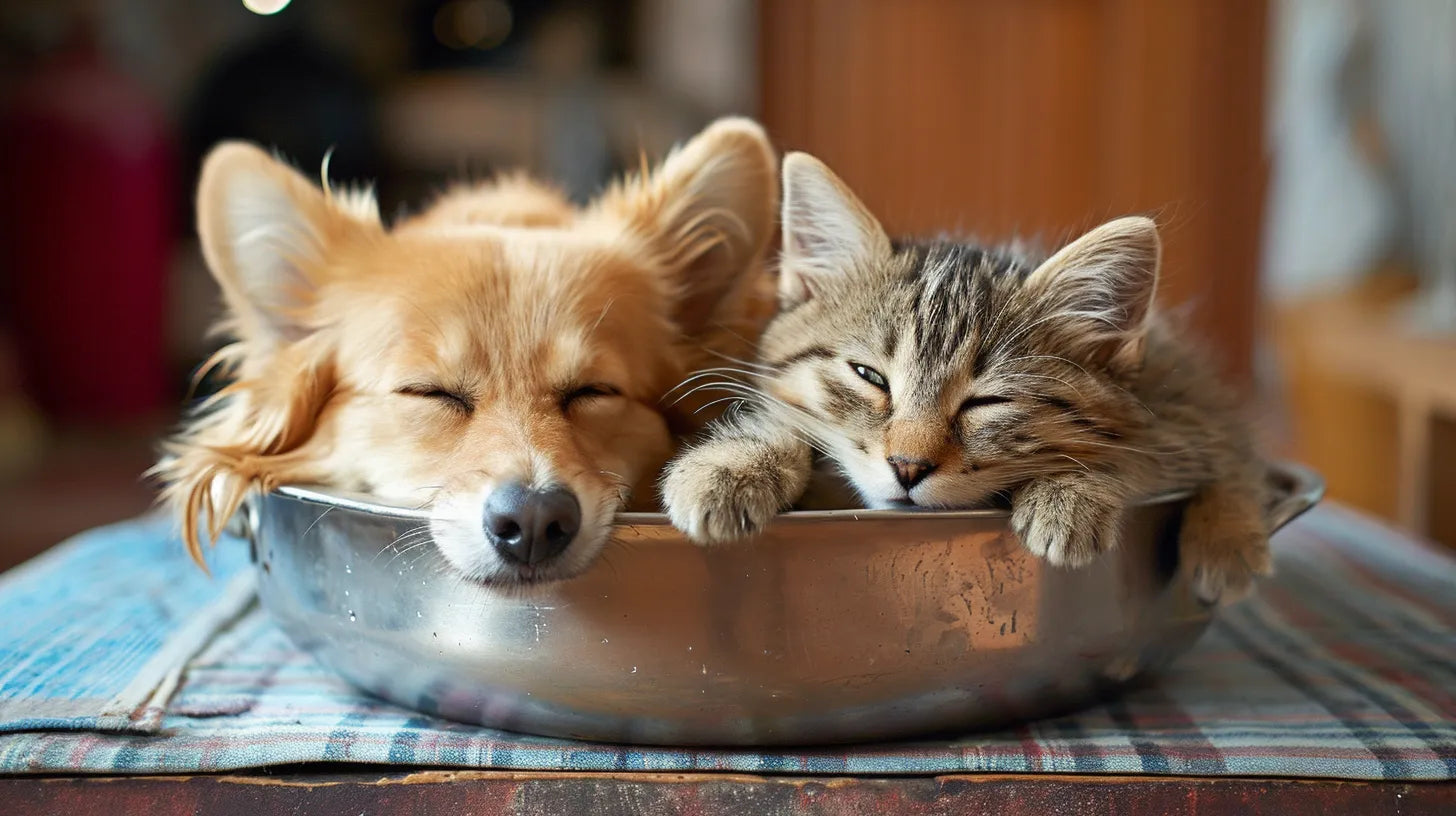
top-left (271, 481), bottom-right (1201, 525)
top-left (268, 460), bottom-right (1320, 528)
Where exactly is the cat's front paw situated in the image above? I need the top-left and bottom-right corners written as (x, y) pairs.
top-left (662, 454), bottom-right (786, 545)
top-left (1011, 478), bottom-right (1122, 568)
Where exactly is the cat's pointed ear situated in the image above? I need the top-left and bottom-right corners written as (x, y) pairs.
top-left (779, 152), bottom-right (892, 307)
top-left (196, 142), bottom-right (382, 354)
top-left (1024, 216), bottom-right (1161, 371)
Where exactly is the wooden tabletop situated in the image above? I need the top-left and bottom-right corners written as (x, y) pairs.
top-left (4, 770), bottom-right (1453, 814)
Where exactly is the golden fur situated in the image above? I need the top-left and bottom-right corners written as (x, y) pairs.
top-left (153, 118), bottom-right (779, 585)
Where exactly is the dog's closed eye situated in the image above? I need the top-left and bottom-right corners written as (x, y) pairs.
top-left (396, 384), bottom-right (475, 414)
top-left (560, 383), bottom-right (622, 413)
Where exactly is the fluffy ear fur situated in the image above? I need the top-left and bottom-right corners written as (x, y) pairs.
top-left (1023, 216), bottom-right (1161, 372)
top-left (778, 151), bottom-right (892, 307)
top-left (196, 142), bottom-right (381, 357)
top-left (597, 117), bottom-right (778, 335)
top-left (152, 341), bottom-right (337, 569)
top-left (157, 144), bottom-right (376, 567)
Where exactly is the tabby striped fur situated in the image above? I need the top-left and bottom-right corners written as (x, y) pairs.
top-left (662, 152), bottom-right (1271, 606)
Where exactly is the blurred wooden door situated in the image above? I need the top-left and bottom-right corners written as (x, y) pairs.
top-left (759, 0), bottom-right (1268, 384)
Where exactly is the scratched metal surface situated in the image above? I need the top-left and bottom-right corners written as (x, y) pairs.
top-left (247, 464), bottom-right (1322, 746)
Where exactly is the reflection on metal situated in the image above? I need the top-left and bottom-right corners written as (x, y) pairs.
top-left (249, 462), bottom-right (1323, 746)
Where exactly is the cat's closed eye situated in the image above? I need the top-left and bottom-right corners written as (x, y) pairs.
top-left (959, 394), bottom-right (1013, 413)
top-left (849, 362), bottom-right (889, 392)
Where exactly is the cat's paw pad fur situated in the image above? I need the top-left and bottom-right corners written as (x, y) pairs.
top-left (662, 454), bottom-right (785, 545)
top-left (1011, 480), bottom-right (1121, 568)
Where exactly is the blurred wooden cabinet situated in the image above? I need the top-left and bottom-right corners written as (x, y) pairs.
top-left (1272, 274), bottom-right (1456, 548)
top-left (758, 0), bottom-right (1268, 384)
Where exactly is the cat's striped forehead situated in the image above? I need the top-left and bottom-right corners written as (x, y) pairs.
top-left (882, 238), bottom-right (1040, 377)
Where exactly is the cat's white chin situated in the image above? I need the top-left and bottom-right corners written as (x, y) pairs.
top-left (850, 484), bottom-right (916, 510)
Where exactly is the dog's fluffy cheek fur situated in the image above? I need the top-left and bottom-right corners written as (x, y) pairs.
top-left (304, 395), bottom-right (452, 500)
top-left (574, 401), bottom-right (676, 509)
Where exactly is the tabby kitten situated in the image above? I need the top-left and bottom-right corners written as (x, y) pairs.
top-left (661, 152), bottom-right (1271, 605)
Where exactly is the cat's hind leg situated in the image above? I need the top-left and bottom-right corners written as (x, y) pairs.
top-left (1179, 475), bottom-right (1272, 606)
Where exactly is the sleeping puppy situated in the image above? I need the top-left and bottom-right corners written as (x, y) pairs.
top-left (153, 118), bottom-right (778, 586)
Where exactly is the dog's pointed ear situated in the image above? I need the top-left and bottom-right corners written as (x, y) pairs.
top-left (599, 117), bottom-right (778, 335)
top-left (779, 151), bottom-right (892, 308)
top-left (195, 143), bottom-right (382, 352)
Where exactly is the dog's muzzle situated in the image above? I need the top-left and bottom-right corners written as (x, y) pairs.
top-left (482, 482), bottom-right (581, 566)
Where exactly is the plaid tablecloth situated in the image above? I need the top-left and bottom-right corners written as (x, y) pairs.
top-left (0, 503), bottom-right (1452, 779)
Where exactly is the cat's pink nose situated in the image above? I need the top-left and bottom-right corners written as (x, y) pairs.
top-left (886, 455), bottom-right (935, 489)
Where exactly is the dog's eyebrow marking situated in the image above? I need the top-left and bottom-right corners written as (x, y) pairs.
top-left (768, 344), bottom-right (834, 370)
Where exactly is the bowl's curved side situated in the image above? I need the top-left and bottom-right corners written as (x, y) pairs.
top-left (245, 483), bottom-right (1267, 745)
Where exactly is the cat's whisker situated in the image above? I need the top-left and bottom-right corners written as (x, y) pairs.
top-left (703, 348), bottom-right (777, 373)
top-left (768, 403), bottom-right (843, 452)
top-left (667, 380), bottom-right (760, 407)
top-left (1071, 438), bottom-right (1189, 457)
top-left (997, 372), bottom-right (1086, 399)
top-left (1001, 354), bottom-right (1092, 378)
top-left (668, 372), bottom-right (768, 394)
top-left (693, 395), bottom-right (752, 415)
top-left (678, 384), bottom-right (763, 407)
top-left (1056, 453), bottom-right (1092, 473)
top-left (694, 364), bottom-right (769, 377)
top-left (672, 366), bottom-right (768, 385)
top-left (665, 369), bottom-right (764, 398)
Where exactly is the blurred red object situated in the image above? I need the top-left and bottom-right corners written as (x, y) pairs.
top-left (0, 28), bottom-right (173, 424)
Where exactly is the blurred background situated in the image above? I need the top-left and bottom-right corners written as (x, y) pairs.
top-left (0, 0), bottom-right (1452, 569)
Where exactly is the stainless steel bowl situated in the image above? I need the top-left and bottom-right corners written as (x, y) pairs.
top-left (243, 462), bottom-right (1323, 746)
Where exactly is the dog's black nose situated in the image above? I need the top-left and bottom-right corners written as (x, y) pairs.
top-left (482, 482), bottom-right (581, 566)
top-left (886, 455), bottom-right (935, 489)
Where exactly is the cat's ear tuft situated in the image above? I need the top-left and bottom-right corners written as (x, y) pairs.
top-left (779, 152), bottom-right (891, 307)
top-left (1024, 216), bottom-right (1161, 371)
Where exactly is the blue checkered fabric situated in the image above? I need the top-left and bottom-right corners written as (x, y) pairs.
top-left (0, 505), bottom-right (1453, 779)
